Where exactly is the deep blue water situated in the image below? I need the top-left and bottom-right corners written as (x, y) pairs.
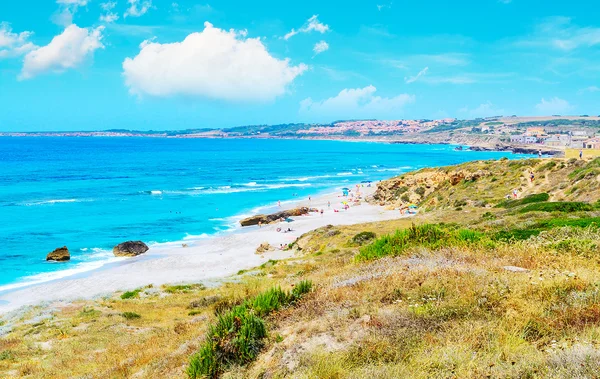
top-left (0, 137), bottom-right (528, 290)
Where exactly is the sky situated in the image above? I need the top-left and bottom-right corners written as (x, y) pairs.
top-left (0, 0), bottom-right (599, 131)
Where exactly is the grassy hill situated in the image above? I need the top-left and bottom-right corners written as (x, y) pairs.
top-left (3, 158), bottom-right (600, 378)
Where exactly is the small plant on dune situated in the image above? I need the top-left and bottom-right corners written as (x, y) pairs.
top-left (188, 281), bottom-right (312, 378)
top-left (351, 231), bottom-right (377, 245)
top-left (121, 312), bottom-right (141, 320)
top-left (164, 284), bottom-right (205, 294)
top-left (120, 289), bottom-right (142, 300)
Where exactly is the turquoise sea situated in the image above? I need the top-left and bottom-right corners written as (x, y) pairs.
top-left (0, 137), bottom-right (529, 291)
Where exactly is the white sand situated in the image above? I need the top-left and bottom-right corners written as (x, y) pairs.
top-left (0, 185), bottom-right (409, 313)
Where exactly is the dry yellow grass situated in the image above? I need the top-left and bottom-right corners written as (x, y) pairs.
top-left (566, 148), bottom-right (600, 159)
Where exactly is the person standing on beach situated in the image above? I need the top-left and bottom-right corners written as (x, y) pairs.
top-left (328, 201), bottom-right (331, 208)
top-left (580, 150), bottom-right (583, 160)
top-left (278, 200), bottom-right (281, 207)
top-left (309, 196), bottom-right (311, 202)
top-left (320, 209), bottom-right (324, 217)
top-left (538, 150), bottom-right (542, 159)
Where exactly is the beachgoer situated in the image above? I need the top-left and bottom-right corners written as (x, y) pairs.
top-left (278, 200), bottom-right (281, 207)
top-left (327, 201), bottom-right (331, 208)
top-left (320, 209), bottom-right (324, 216)
top-left (258, 221), bottom-right (262, 228)
top-left (538, 150), bottom-right (542, 159)
top-left (309, 196), bottom-right (311, 202)
top-left (580, 150), bottom-right (583, 159)
top-left (530, 172), bottom-right (535, 182)
top-left (512, 189), bottom-right (518, 199)
top-left (276, 227), bottom-right (281, 232)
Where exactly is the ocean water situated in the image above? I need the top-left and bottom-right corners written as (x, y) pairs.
top-left (0, 137), bottom-right (528, 291)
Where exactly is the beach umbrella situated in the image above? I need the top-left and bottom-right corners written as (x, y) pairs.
top-left (285, 218), bottom-right (294, 223)
top-left (408, 205), bottom-right (418, 209)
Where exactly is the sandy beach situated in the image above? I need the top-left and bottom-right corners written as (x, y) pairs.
top-left (0, 183), bottom-right (408, 313)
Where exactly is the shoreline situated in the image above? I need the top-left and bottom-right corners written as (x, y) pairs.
top-left (0, 183), bottom-right (409, 314)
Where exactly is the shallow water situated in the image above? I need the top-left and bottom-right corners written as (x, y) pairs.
top-left (0, 137), bottom-right (528, 290)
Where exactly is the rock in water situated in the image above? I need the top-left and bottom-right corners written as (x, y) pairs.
top-left (46, 246), bottom-right (70, 261)
top-left (113, 241), bottom-right (149, 257)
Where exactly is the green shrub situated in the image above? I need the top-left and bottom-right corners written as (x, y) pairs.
top-left (120, 289), bottom-right (141, 300)
top-left (536, 161), bottom-right (557, 172)
top-left (481, 212), bottom-right (496, 220)
top-left (495, 193), bottom-right (549, 209)
top-left (415, 187), bottom-right (426, 196)
top-left (121, 312), bottom-right (141, 320)
top-left (164, 284), bottom-right (205, 294)
top-left (187, 281), bottom-right (312, 378)
top-left (518, 202), bottom-right (593, 213)
top-left (351, 231), bottom-right (377, 245)
top-left (400, 194), bottom-right (410, 203)
top-left (79, 307), bottom-right (101, 318)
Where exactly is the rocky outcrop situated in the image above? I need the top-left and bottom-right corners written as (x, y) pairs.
top-left (369, 168), bottom-right (491, 209)
top-left (240, 207), bottom-right (317, 227)
top-left (256, 242), bottom-right (274, 254)
top-left (46, 246), bottom-right (70, 261)
top-left (113, 241), bottom-right (149, 257)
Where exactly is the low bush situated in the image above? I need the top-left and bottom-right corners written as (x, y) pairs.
top-left (188, 281), bottom-right (312, 378)
top-left (495, 193), bottom-right (549, 209)
top-left (121, 312), bottom-right (141, 320)
top-left (351, 231), bottom-right (377, 245)
top-left (120, 289), bottom-right (141, 300)
top-left (164, 284), bottom-right (205, 294)
top-left (518, 202), bottom-right (593, 214)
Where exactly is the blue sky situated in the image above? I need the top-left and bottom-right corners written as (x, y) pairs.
top-left (0, 0), bottom-right (599, 131)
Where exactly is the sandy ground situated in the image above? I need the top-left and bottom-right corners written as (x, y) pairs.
top-left (0, 184), bottom-right (409, 313)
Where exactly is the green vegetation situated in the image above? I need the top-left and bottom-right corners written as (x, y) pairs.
top-left (120, 289), bottom-right (142, 300)
top-left (121, 312), bottom-right (141, 320)
top-left (518, 202), bottom-right (593, 213)
top-left (351, 231), bottom-right (377, 245)
top-left (495, 193), bottom-right (549, 208)
top-left (164, 284), bottom-right (205, 294)
top-left (187, 281), bottom-right (312, 378)
top-left (357, 224), bottom-right (487, 261)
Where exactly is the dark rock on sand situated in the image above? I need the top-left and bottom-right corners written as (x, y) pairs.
top-left (113, 241), bottom-right (149, 257)
top-left (46, 246), bottom-right (70, 261)
top-left (240, 207), bottom-right (317, 227)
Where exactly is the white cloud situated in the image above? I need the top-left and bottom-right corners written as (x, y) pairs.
top-left (124, 0), bottom-right (152, 18)
top-left (313, 41), bottom-right (329, 55)
top-left (100, 1), bottom-right (117, 10)
top-left (578, 86), bottom-right (600, 94)
top-left (459, 102), bottom-right (505, 118)
top-left (122, 22), bottom-right (308, 101)
top-left (57, 0), bottom-right (89, 5)
top-left (535, 97), bottom-right (574, 115)
top-left (0, 23), bottom-right (37, 58)
top-left (53, 0), bottom-right (89, 26)
top-left (100, 13), bottom-right (119, 23)
top-left (299, 85), bottom-right (415, 120)
top-left (518, 17), bottom-right (600, 51)
top-left (284, 15), bottom-right (329, 40)
top-left (405, 67), bottom-right (429, 83)
top-left (20, 24), bottom-right (104, 80)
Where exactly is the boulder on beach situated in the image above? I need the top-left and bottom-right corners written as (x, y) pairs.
top-left (46, 246), bottom-right (70, 261)
top-left (113, 241), bottom-right (149, 257)
top-left (240, 207), bottom-right (317, 227)
top-left (256, 242), bottom-right (274, 254)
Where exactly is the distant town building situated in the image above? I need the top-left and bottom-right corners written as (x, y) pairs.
top-left (510, 135), bottom-right (538, 144)
top-left (583, 137), bottom-right (600, 149)
top-left (525, 127), bottom-right (546, 137)
top-left (543, 134), bottom-right (570, 147)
